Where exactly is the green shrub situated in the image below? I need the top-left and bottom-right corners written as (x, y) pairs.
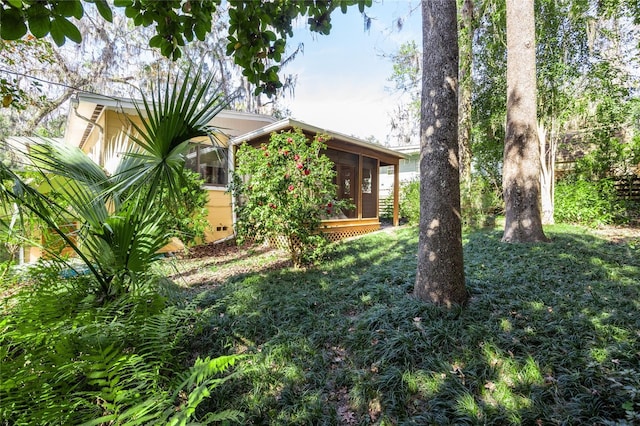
top-left (161, 169), bottom-right (209, 246)
top-left (554, 178), bottom-right (624, 227)
top-left (460, 175), bottom-right (502, 230)
top-left (399, 179), bottom-right (420, 225)
top-left (398, 175), bottom-right (502, 229)
top-left (231, 129), bottom-right (350, 267)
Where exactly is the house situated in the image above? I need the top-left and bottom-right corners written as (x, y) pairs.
top-left (379, 143), bottom-right (419, 198)
top-left (61, 92), bottom-right (405, 248)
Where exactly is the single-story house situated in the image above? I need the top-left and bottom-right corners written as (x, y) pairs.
top-left (51, 92), bottom-right (405, 255)
top-left (379, 143), bottom-right (420, 199)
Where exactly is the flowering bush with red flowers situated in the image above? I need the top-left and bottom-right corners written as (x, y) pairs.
top-left (231, 128), bottom-right (349, 267)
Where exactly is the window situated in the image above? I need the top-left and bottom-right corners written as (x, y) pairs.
top-left (185, 143), bottom-right (228, 186)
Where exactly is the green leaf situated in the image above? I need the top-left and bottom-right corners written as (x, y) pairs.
top-left (124, 5), bottom-right (138, 19)
top-left (160, 41), bottom-right (173, 57)
top-left (49, 19), bottom-right (65, 46)
top-left (141, 11), bottom-right (154, 26)
top-left (56, 0), bottom-right (83, 19)
top-left (6, 0), bottom-right (23, 8)
top-left (113, 0), bottom-right (132, 6)
top-left (51, 16), bottom-right (82, 43)
top-left (194, 22), bottom-right (207, 41)
top-left (27, 12), bottom-right (51, 38)
top-left (94, 0), bottom-right (113, 22)
top-left (0, 9), bottom-right (28, 40)
top-left (149, 34), bottom-right (163, 48)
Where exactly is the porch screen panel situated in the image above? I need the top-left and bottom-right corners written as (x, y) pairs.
top-left (362, 156), bottom-right (378, 218)
top-left (324, 148), bottom-right (358, 219)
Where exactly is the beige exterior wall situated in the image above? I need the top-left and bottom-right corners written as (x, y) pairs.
top-left (203, 188), bottom-right (234, 242)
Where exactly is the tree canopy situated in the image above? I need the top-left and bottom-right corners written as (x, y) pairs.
top-left (0, 0), bottom-right (372, 96)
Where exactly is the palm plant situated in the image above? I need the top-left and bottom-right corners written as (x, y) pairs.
top-left (0, 68), bottom-right (228, 297)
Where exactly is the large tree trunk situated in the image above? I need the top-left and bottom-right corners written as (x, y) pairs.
top-left (502, 0), bottom-right (549, 243)
top-left (414, 0), bottom-right (467, 307)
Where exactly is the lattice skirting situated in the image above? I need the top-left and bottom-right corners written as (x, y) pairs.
top-left (266, 224), bottom-right (380, 249)
top-left (322, 225), bottom-right (380, 242)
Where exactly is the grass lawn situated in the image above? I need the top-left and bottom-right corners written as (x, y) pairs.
top-left (159, 224), bottom-right (640, 425)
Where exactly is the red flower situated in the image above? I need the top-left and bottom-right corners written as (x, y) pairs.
top-left (326, 209), bottom-right (331, 214)
top-left (264, 151), bottom-right (269, 157)
top-left (287, 137), bottom-right (293, 143)
top-left (296, 163), bottom-right (303, 169)
top-left (294, 154), bottom-right (300, 161)
top-left (288, 185), bottom-right (295, 191)
top-left (304, 169), bottom-right (310, 175)
top-left (318, 137), bottom-right (324, 142)
top-left (327, 202), bottom-right (333, 208)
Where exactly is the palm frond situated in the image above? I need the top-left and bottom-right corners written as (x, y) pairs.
top-left (119, 66), bottom-right (229, 204)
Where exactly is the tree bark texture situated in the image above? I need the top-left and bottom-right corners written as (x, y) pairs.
top-left (502, 0), bottom-right (549, 243)
top-left (414, 0), bottom-right (467, 307)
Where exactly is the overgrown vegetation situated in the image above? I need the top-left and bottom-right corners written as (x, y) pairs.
top-left (3, 222), bottom-right (639, 424)
top-left (166, 223), bottom-right (638, 425)
top-left (0, 69), bottom-right (240, 424)
top-left (231, 129), bottom-right (349, 267)
top-left (554, 179), bottom-right (625, 227)
top-left (555, 126), bottom-right (640, 227)
top-left (162, 169), bottom-right (210, 246)
top-left (1, 262), bottom-right (241, 424)
top-left (396, 175), bottom-right (501, 230)
top-left (398, 179), bottom-right (419, 225)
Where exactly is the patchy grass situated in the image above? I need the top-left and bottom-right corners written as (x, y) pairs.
top-left (162, 224), bottom-right (640, 425)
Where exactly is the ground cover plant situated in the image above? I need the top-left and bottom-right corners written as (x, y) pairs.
top-left (169, 224), bottom-right (640, 425)
top-left (2, 223), bottom-right (639, 425)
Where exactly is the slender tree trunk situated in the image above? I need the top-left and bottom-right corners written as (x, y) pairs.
top-left (458, 0), bottom-right (474, 182)
top-left (414, 0), bottom-right (467, 307)
top-left (502, 0), bottom-right (549, 243)
top-left (538, 121), bottom-right (555, 225)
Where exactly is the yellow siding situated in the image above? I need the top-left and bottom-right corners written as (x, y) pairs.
top-left (79, 112), bottom-right (105, 155)
top-left (204, 189), bottom-right (234, 242)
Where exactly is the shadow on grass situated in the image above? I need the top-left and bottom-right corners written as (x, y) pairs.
top-left (186, 225), bottom-right (640, 425)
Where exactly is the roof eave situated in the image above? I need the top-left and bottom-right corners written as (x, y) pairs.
top-left (230, 118), bottom-right (407, 160)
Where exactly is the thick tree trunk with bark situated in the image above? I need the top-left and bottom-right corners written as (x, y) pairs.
top-left (502, 0), bottom-right (549, 243)
top-left (414, 0), bottom-right (467, 307)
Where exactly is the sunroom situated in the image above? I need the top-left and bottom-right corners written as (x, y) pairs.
top-left (230, 118), bottom-right (405, 241)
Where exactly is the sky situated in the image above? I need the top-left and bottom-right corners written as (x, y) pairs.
top-left (280, 1), bottom-right (421, 145)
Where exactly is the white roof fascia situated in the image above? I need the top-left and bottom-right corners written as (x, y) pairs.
top-left (230, 118), bottom-right (407, 159)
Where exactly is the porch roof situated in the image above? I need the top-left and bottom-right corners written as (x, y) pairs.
top-left (230, 118), bottom-right (407, 166)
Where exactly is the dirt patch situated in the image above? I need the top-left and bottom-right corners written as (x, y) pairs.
top-left (589, 225), bottom-right (640, 244)
top-left (164, 239), bottom-right (291, 290)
